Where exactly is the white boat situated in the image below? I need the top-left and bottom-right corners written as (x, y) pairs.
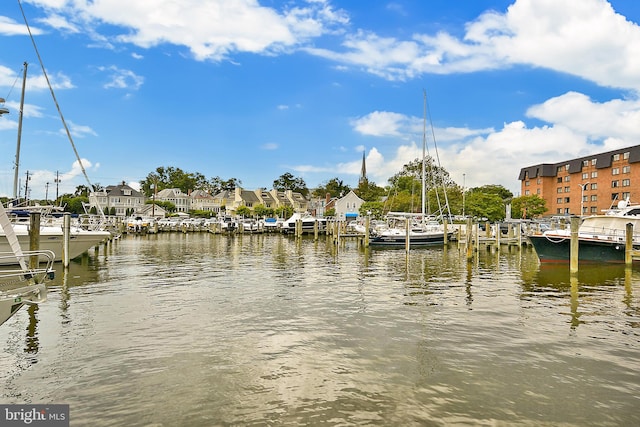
top-left (0, 250), bottom-right (53, 325)
top-left (528, 198), bottom-right (640, 263)
top-left (0, 223), bottom-right (110, 266)
top-left (281, 212), bottom-right (327, 234)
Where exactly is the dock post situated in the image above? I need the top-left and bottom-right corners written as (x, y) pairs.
top-left (466, 218), bottom-right (473, 261)
top-left (443, 219), bottom-right (448, 245)
top-left (625, 223), bottom-right (633, 267)
top-left (405, 218), bottom-right (410, 252)
top-left (364, 216), bottom-right (370, 248)
top-left (314, 219), bottom-right (319, 241)
top-left (570, 216), bottom-right (580, 274)
top-left (63, 213), bottom-right (71, 268)
top-left (28, 212), bottom-right (41, 269)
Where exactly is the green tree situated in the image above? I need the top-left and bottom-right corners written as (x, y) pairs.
top-left (253, 204), bottom-right (273, 218)
top-left (511, 195), bottom-right (547, 219)
top-left (236, 205), bottom-right (252, 217)
top-left (139, 166), bottom-right (208, 196)
top-left (312, 178), bottom-right (351, 198)
top-left (465, 191), bottom-right (505, 222)
top-left (359, 201), bottom-right (385, 219)
top-left (354, 178), bottom-right (385, 202)
top-left (273, 173), bottom-right (309, 197)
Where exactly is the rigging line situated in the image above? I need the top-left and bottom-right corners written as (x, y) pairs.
top-left (424, 90), bottom-right (452, 220)
top-left (4, 65), bottom-right (22, 102)
top-left (422, 89), bottom-right (443, 218)
top-left (18, 0), bottom-right (105, 219)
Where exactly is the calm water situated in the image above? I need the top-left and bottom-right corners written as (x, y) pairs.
top-left (1, 232), bottom-right (639, 426)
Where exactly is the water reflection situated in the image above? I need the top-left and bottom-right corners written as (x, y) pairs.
top-left (1, 235), bottom-right (639, 425)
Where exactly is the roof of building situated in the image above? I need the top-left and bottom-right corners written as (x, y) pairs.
top-left (518, 144), bottom-right (640, 180)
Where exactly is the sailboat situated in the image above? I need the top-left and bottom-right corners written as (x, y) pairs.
top-left (0, 202), bottom-right (52, 325)
top-left (0, 10), bottom-right (112, 265)
top-left (370, 91), bottom-right (453, 247)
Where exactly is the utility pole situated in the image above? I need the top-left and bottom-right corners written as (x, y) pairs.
top-left (45, 182), bottom-right (50, 203)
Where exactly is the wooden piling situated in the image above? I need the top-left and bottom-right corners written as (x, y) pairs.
top-left (570, 216), bottom-right (580, 274)
top-left (28, 212), bottom-right (41, 269)
top-left (625, 222), bottom-right (633, 267)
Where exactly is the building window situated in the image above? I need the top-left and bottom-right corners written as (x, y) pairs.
top-left (564, 186), bottom-right (570, 192)
top-left (557, 167), bottom-right (563, 174)
top-left (537, 178), bottom-right (541, 184)
top-left (565, 164), bottom-right (570, 171)
top-left (557, 177), bottom-right (562, 183)
top-left (564, 197), bottom-right (570, 203)
top-left (591, 206), bottom-right (598, 213)
top-left (590, 183), bottom-right (597, 190)
top-left (583, 160), bottom-right (589, 167)
top-left (623, 165), bottom-right (630, 173)
top-left (557, 198), bottom-right (563, 204)
top-left (623, 179), bottom-right (630, 187)
top-left (591, 159), bottom-right (597, 165)
top-left (557, 187), bottom-right (563, 193)
top-left (525, 190), bottom-right (530, 195)
top-left (582, 195), bottom-right (588, 202)
top-left (612, 193), bottom-right (619, 201)
top-left (591, 171), bottom-right (598, 178)
top-left (591, 195), bottom-right (597, 201)
top-left (525, 180), bottom-right (530, 186)
top-left (582, 173), bottom-right (589, 179)
top-left (613, 154), bottom-right (620, 161)
top-left (612, 180), bottom-right (619, 188)
top-left (564, 176), bottom-right (570, 182)
top-left (612, 167), bottom-right (620, 175)
top-left (623, 192), bottom-right (631, 200)
top-left (537, 189), bottom-right (541, 194)
top-left (564, 208), bottom-right (570, 214)
top-left (624, 152), bottom-right (630, 159)
top-left (557, 208), bottom-right (563, 214)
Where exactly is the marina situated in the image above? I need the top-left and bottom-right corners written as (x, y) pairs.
top-left (1, 232), bottom-right (639, 425)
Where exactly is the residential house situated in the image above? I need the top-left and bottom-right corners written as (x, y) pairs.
top-left (334, 190), bottom-right (364, 221)
top-left (90, 181), bottom-right (145, 217)
top-left (156, 188), bottom-right (190, 213)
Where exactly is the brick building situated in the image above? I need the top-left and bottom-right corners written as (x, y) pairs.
top-left (519, 145), bottom-right (640, 216)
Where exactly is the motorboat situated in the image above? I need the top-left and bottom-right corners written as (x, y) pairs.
top-left (528, 199), bottom-right (640, 263)
top-left (281, 213), bottom-right (327, 234)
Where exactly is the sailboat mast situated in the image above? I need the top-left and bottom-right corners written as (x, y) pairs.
top-left (421, 90), bottom-right (427, 222)
top-left (13, 62), bottom-right (27, 202)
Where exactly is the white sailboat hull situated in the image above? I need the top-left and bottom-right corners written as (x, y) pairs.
top-left (0, 224), bottom-right (110, 266)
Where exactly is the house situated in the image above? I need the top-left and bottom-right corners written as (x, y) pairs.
top-left (156, 188), bottom-right (190, 213)
top-left (519, 145), bottom-right (640, 216)
top-left (90, 181), bottom-right (145, 217)
top-left (334, 190), bottom-right (364, 221)
top-left (190, 189), bottom-right (217, 214)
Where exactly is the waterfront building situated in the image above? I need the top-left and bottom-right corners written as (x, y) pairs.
top-left (90, 181), bottom-right (145, 216)
top-left (155, 188), bottom-right (190, 213)
top-left (190, 189), bottom-right (217, 213)
top-left (519, 145), bottom-right (640, 216)
top-left (334, 190), bottom-right (365, 220)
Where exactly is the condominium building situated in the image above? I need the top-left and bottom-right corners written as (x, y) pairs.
top-left (519, 145), bottom-right (640, 216)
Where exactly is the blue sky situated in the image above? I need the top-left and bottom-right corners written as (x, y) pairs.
top-left (1, 0), bottom-right (640, 200)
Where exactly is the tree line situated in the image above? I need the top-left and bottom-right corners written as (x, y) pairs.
top-left (5, 158), bottom-right (546, 221)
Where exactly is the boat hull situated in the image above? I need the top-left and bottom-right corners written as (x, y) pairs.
top-left (369, 232), bottom-right (451, 247)
top-left (0, 226), bottom-right (111, 265)
top-left (528, 234), bottom-right (631, 263)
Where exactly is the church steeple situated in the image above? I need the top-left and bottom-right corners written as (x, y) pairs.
top-left (359, 151), bottom-right (367, 185)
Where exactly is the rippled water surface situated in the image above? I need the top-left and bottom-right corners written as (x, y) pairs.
top-left (2, 233), bottom-right (639, 426)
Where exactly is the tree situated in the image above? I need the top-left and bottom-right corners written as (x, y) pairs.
top-left (511, 195), bottom-right (547, 219)
top-left (354, 178), bottom-right (385, 202)
top-left (236, 205), bottom-right (252, 217)
top-left (312, 178), bottom-right (351, 198)
top-left (253, 204), bottom-right (273, 218)
top-left (465, 191), bottom-right (505, 222)
top-left (359, 201), bottom-right (385, 219)
top-left (273, 173), bottom-right (309, 197)
top-left (139, 166), bottom-right (208, 196)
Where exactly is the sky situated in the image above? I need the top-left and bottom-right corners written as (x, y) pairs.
top-left (1, 0), bottom-right (640, 201)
